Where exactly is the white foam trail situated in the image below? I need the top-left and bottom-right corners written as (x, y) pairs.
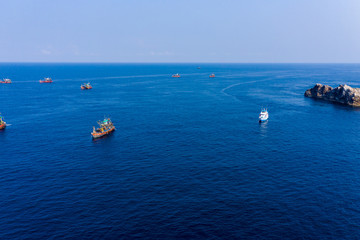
top-left (6, 73), bottom-right (171, 83)
top-left (221, 78), bottom-right (273, 97)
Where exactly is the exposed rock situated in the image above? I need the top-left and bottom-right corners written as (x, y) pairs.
top-left (304, 83), bottom-right (360, 106)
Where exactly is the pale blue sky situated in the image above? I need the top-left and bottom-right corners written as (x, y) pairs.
top-left (1, 0), bottom-right (360, 63)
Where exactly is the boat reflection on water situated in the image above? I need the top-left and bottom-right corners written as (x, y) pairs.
top-left (259, 120), bottom-right (268, 138)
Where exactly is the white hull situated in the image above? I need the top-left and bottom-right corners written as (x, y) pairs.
top-left (259, 109), bottom-right (269, 122)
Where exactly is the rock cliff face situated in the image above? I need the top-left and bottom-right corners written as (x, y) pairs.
top-left (304, 84), bottom-right (360, 106)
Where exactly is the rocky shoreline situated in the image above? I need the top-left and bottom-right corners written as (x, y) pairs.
top-left (304, 84), bottom-right (360, 106)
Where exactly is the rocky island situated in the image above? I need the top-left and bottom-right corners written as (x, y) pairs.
top-left (304, 84), bottom-right (360, 106)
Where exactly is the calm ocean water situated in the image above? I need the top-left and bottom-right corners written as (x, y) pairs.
top-left (1, 63), bottom-right (360, 239)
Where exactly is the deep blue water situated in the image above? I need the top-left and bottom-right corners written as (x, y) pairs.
top-left (1, 63), bottom-right (360, 239)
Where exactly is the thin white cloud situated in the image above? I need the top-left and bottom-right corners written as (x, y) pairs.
top-left (70, 44), bottom-right (80, 56)
top-left (41, 49), bottom-right (52, 55)
top-left (149, 51), bottom-right (173, 56)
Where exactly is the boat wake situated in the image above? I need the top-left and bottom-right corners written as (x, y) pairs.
top-left (76, 74), bottom-right (170, 81)
top-left (6, 74), bottom-right (171, 83)
top-left (221, 78), bottom-right (274, 100)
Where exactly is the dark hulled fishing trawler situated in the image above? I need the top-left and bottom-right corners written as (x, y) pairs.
top-left (81, 83), bottom-right (92, 90)
top-left (39, 77), bottom-right (53, 83)
top-left (91, 118), bottom-right (115, 139)
top-left (0, 114), bottom-right (6, 130)
top-left (0, 79), bottom-right (12, 84)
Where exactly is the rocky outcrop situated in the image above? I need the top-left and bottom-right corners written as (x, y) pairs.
top-left (304, 83), bottom-right (360, 106)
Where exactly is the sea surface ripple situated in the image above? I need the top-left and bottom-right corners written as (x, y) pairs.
top-left (1, 63), bottom-right (360, 239)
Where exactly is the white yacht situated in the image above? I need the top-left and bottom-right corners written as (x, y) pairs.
top-left (259, 108), bottom-right (269, 122)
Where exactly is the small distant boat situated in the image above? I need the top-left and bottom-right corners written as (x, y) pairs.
top-left (0, 114), bottom-right (6, 130)
top-left (40, 77), bottom-right (52, 83)
top-left (259, 108), bottom-right (269, 122)
top-left (172, 73), bottom-right (180, 78)
top-left (81, 83), bottom-right (92, 90)
top-left (0, 78), bottom-right (11, 84)
top-left (209, 74), bottom-right (215, 78)
top-left (91, 118), bottom-right (115, 139)
top-left (197, 67), bottom-right (201, 69)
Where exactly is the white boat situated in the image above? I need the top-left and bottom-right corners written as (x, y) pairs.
top-left (259, 108), bottom-right (269, 122)
top-left (0, 78), bottom-right (11, 84)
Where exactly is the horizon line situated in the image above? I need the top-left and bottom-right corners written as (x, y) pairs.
top-left (1, 62), bottom-right (360, 64)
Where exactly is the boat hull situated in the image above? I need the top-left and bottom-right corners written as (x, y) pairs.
top-left (1, 79), bottom-right (11, 83)
top-left (81, 86), bottom-right (92, 90)
top-left (39, 80), bottom-right (52, 83)
top-left (91, 126), bottom-right (115, 139)
top-left (259, 115), bottom-right (269, 122)
top-left (0, 123), bottom-right (6, 130)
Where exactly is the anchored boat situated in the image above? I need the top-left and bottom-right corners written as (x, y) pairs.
top-left (81, 83), bottom-right (92, 90)
top-left (0, 79), bottom-right (11, 84)
top-left (91, 118), bottom-right (115, 139)
top-left (172, 73), bottom-right (180, 78)
top-left (209, 74), bottom-right (215, 78)
top-left (259, 108), bottom-right (269, 122)
top-left (40, 77), bottom-right (53, 83)
top-left (0, 114), bottom-right (6, 130)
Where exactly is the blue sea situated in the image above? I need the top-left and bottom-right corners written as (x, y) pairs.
top-left (1, 63), bottom-right (360, 239)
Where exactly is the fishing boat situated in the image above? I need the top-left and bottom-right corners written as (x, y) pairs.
top-left (39, 77), bottom-right (53, 83)
top-left (91, 118), bottom-right (115, 139)
top-left (209, 74), bottom-right (215, 78)
top-left (0, 78), bottom-right (11, 84)
top-left (0, 114), bottom-right (6, 130)
top-left (81, 83), bottom-right (92, 90)
top-left (172, 73), bottom-right (180, 78)
top-left (259, 108), bottom-right (269, 122)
